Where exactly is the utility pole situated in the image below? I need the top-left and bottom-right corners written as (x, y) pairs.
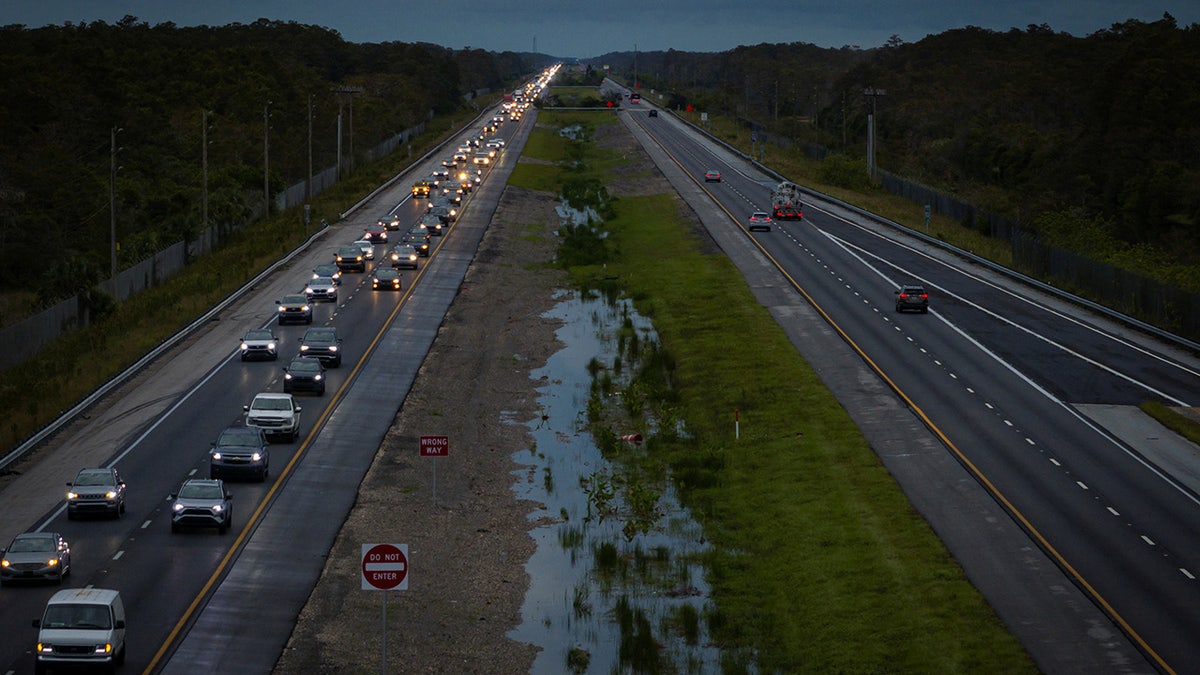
top-left (633, 43), bottom-right (638, 89)
top-left (862, 87), bottom-right (886, 179)
top-left (263, 101), bottom-right (271, 218)
top-left (306, 93), bottom-right (313, 203)
top-left (202, 110), bottom-right (210, 239)
top-left (109, 126), bottom-right (121, 298)
top-left (332, 86), bottom-right (364, 177)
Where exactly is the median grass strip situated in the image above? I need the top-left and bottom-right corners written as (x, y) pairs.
top-left (533, 110), bottom-right (1033, 672)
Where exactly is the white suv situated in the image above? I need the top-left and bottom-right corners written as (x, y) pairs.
top-left (243, 393), bottom-right (302, 442)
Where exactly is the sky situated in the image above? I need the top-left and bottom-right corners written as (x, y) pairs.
top-left (3, 1), bottom-right (1197, 58)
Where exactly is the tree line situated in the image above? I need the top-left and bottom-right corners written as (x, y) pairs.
top-left (0, 17), bottom-right (544, 303)
top-left (596, 14), bottom-right (1200, 279)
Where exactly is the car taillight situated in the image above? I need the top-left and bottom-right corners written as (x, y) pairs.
top-left (898, 293), bottom-right (908, 299)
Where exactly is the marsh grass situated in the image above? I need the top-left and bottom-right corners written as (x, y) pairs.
top-left (533, 109), bottom-right (1034, 673)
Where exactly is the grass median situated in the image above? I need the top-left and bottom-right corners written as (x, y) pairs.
top-left (512, 110), bottom-right (1034, 672)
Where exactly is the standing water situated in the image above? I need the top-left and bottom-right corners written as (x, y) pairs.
top-left (508, 290), bottom-right (719, 674)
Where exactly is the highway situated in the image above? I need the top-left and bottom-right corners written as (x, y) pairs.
top-left (617, 90), bottom-right (1199, 673)
top-left (0, 80), bottom-right (540, 674)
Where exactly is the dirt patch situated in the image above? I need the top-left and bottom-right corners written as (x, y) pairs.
top-left (273, 185), bottom-right (566, 674)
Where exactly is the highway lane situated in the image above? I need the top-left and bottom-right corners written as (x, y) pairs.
top-left (0, 99), bottom-right (525, 674)
top-left (625, 104), bottom-right (1198, 671)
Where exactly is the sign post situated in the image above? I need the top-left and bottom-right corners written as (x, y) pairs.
top-left (420, 435), bottom-right (449, 505)
top-left (362, 543), bottom-right (408, 674)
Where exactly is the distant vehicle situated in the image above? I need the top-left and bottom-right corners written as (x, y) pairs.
top-left (283, 356), bottom-right (326, 395)
top-left (771, 181), bottom-right (804, 220)
top-left (411, 178), bottom-right (434, 198)
top-left (335, 245), bottom-right (366, 273)
top-left (388, 244), bottom-right (420, 270)
top-left (65, 467), bottom-right (126, 520)
top-left (276, 294), bottom-right (313, 325)
top-left (239, 328), bottom-right (279, 361)
top-left (704, 169), bottom-right (722, 182)
top-left (372, 268), bottom-right (403, 291)
top-left (244, 392), bottom-right (303, 441)
top-left (747, 212), bottom-right (773, 232)
top-left (170, 479), bottom-right (233, 534)
top-left (312, 263), bottom-right (342, 285)
top-left (1, 532), bottom-right (71, 585)
top-left (209, 426), bottom-right (270, 482)
top-left (363, 224), bottom-right (388, 244)
top-left (472, 149), bottom-right (492, 166)
top-left (351, 239), bottom-right (375, 260)
top-left (894, 284), bottom-right (930, 313)
top-left (305, 276), bottom-right (338, 303)
top-left (298, 326), bottom-right (343, 367)
top-left (648, 109), bottom-right (658, 118)
top-left (629, 92), bottom-right (641, 103)
top-left (376, 213), bottom-right (402, 231)
top-left (402, 227), bottom-right (431, 257)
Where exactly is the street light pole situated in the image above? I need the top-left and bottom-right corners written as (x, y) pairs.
top-left (306, 93), bottom-right (313, 204)
top-left (109, 126), bottom-right (121, 298)
top-left (862, 87), bottom-right (886, 180)
top-left (264, 101), bottom-right (271, 218)
top-left (202, 110), bottom-right (210, 238)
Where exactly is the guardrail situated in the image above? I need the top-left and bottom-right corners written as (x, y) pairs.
top-left (0, 105), bottom-right (500, 475)
top-left (663, 108), bottom-right (1200, 355)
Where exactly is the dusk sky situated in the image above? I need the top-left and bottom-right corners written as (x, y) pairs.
top-left (3, 1), bottom-right (1197, 58)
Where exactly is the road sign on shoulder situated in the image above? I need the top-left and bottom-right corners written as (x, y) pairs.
top-left (420, 435), bottom-right (449, 457)
top-left (362, 543), bottom-right (408, 590)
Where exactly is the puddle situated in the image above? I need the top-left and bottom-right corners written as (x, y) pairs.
top-left (508, 290), bottom-right (719, 674)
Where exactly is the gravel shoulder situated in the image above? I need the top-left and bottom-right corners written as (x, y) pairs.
top-left (273, 183), bottom-right (567, 673)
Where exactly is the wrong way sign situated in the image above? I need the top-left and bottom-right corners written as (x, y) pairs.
top-left (362, 543), bottom-right (408, 591)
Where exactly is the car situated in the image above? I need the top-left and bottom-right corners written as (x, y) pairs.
top-left (453, 148), bottom-right (469, 163)
top-left (432, 168), bottom-right (450, 182)
top-left (388, 244), bottom-right (420, 270)
top-left (704, 169), bottom-right (722, 182)
top-left (1, 532), bottom-right (71, 585)
top-left (411, 178), bottom-right (434, 198)
top-left (351, 239), bottom-right (376, 260)
top-left (363, 224), bottom-right (389, 244)
top-left (170, 479), bottom-right (233, 534)
top-left (427, 203), bottom-right (457, 225)
top-left (312, 263), bottom-right (342, 285)
top-left (305, 276), bottom-right (339, 303)
top-left (485, 137), bottom-right (505, 149)
top-left (209, 426), bottom-right (270, 482)
top-left (239, 328), bottom-right (279, 361)
top-left (276, 294), bottom-right (313, 324)
top-left (419, 214), bottom-right (445, 236)
top-left (298, 326), bottom-right (343, 367)
top-left (895, 284), bottom-right (930, 313)
top-left (283, 356), bottom-right (326, 395)
top-left (648, 109), bottom-right (658, 118)
top-left (335, 245), bottom-right (366, 272)
top-left (441, 157), bottom-right (456, 169)
top-left (747, 211), bottom-right (773, 232)
top-left (33, 588), bottom-right (126, 673)
top-left (65, 468), bottom-right (126, 519)
top-left (372, 267), bottom-right (403, 291)
top-left (376, 213), bottom-right (402, 231)
top-left (244, 392), bottom-right (303, 441)
top-left (402, 227), bottom-right (431, 257)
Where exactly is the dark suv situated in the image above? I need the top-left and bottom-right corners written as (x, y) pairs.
top-left (209, 426), bottom-right (270, 482)
top-left (299, 326), bottom-right (343, 367)
top-left (894, 284), bottom-right (929, 313)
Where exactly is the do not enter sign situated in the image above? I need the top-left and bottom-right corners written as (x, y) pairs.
top-left (362, 543), bottom-right (408, 590)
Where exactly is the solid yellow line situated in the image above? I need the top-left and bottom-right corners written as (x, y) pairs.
top-left (638, 121), bottom-right (1174, 674)
top-left (144, 230), bottom-right (436, 673)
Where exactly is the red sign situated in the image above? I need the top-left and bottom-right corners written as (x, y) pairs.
top-left (420, 435), bottom-right (449, 457)
top-left (362, 543), bottom-right (408, 590)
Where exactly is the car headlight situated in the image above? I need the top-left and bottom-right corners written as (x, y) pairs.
top-left (1, 559), bottom-right (10, 568)
top-left (240, 343), bottom-right (249, 350)
top-left (305, 287), bottom-right (314, 294)
top-left (408, 255), bottom-right (417, 261)
top-left (277, 306), bottom-right (286, 313)
top-left (251, 452), bottom-right (263, 462)
top-left (211, 452), bottom-right (223, 460)
top-left (105, 490), bottom-right (118, 499)
top-left (211, 504), bottom-right (224, 514)
top-left (313, 374), bottom-right (322, 381)
top-left (267, 342), bottom-right (276, 350)
top-left (66, 491), bottom-right (79, 500)
top-left (173, 502), bottom-right (184, 513)
top-left (47, 558), bottom-right (58, 567)
top-left (300, 345), bottom-right (309, 351)
top-left (328, 345), bottom-right (338, 352)
top-left (284, 373), bottom-right (293, 380)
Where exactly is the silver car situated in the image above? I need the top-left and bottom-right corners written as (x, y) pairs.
top-left (305, 276), bottom-right (338, 303)
top-left (239, 328), bottom-right (279, 361)
top-left (170, 479), bottom-right (233, 534)
top-left (0, 532), bottom-right (71, 585)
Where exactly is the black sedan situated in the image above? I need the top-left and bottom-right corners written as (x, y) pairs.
top-left (283, 357), bottom-right (327, 395)
top-left (372, 268), bottom-right (403, 291)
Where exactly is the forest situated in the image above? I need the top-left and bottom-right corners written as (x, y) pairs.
top-left (595, 14), bottom-right (1200, 286)
top-left (0, 17), bottom-right (541, 305)
top-left (2, 15), bottom-right (1198, 316)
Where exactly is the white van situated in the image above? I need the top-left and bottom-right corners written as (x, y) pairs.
top-left (33, 587), bottom-right (126, 673)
